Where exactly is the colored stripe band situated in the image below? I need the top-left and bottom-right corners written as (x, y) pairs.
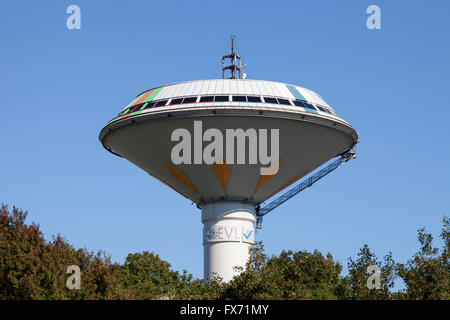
top-left (143, 87), bottom-right (163, 103)
top-left (135, 89), bottom-right (154, 105)
top-left (286, 84), bottom-right (306, 101)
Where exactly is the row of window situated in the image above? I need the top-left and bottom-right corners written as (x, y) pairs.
top-left (117, 95), bottom-right (337, 117)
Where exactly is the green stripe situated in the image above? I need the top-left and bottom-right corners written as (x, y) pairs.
top-left (143, 87), bottom-right (163, 103)
top-left (130, 102), bottom-right (148, 115)
top-left (113, 87), bottom-right (164, 121)
top-left (125, 94), bottom-right (144, 109)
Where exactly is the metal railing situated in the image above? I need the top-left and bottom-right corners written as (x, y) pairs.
top-left (255, 145), bottom-right (357, 229)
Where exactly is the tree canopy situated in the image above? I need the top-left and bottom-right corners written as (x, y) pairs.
top-left (0, 204), bottom-right (448, 300)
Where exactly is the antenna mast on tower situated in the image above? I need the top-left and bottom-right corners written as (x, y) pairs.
top-left (222, 35), bottom-right (244, 79)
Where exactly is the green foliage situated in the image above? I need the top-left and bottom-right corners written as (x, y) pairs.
top-left (0, 204), bottom-right (133, 299)
top-left (119, 251), bottom-right (182, 299)
top-left (396, 216), bottom-right (449, 299)
top-left (219, 242), bottom-right (348, 299)
top-left (346, 245), bottom-right (396, 299)
top-left (0, 203), bottom-right (448, 300)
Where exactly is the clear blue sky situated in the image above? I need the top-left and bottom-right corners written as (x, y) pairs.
top-left (1, 0), bottom-right (449, 283)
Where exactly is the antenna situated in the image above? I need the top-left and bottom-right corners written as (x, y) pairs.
top-left (222, 35), bottom-right (244, 79)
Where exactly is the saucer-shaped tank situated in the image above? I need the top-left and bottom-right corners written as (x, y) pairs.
top-left (99, 79), bottom-right (358, 205)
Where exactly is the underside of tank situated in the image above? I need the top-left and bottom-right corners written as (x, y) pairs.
top-left (101, 109), bottom-right (356, 205)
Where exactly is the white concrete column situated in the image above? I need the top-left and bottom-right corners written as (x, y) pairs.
top-left (201, 202), bottom-right (255, 282)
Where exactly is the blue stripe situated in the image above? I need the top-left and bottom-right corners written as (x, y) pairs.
top-left (286, 84), bottom-right (307, 101)
top-left (286, 85), bottom-right (317, 114)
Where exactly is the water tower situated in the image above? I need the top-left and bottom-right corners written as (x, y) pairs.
top-left (99, 38), bottom-right (359, 282)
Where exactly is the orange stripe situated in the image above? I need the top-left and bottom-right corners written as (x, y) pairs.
top-left (255, 174), bottom-right (275, 192)
top-left (213, 161), bottom-right (231, 190)
top-left (165, 162), bottom-right (198, 193)
top-left (135, 89), bottom-right (154, 105)
top-left (254, 160), bottom-right (280, 192)
top-left (148, 172), bottom-right (191, 200)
